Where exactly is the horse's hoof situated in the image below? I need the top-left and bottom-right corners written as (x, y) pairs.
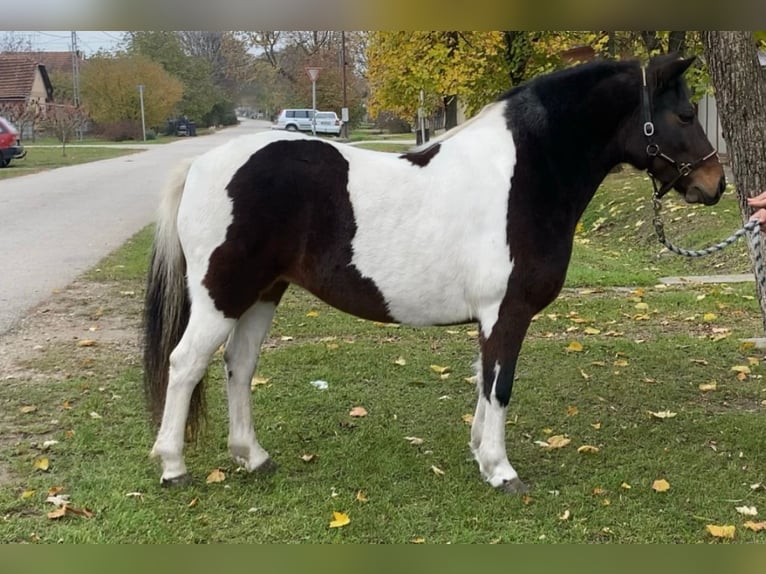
top-left (253, 457), bottom-right (278, 475)
top-left (161, 473), bottom-right (192, 488)
top-left (498, 477), bottom-right (529, 495)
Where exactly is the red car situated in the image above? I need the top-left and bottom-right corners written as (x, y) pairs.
top-left (0, 116), bottom-right (26, 167)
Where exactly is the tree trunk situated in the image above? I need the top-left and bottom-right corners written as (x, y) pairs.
top-left (702, 31), bottom-right (766, 332)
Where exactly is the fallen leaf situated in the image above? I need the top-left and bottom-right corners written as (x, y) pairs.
top-left (731, 365), bottom-right (751, 375)
top-left (620, 482), bottom-right (632, 489)
top-left (306, 310), bottom-right (320, 317)
top-left (77, 339), bottom-right (97, 347)
top-left (559, 509), bottom-right (571, 521)
top-left (430, 465), bottom-right (445, 476)
top-left (411, 537), bottom-right (426, 544)
top-left (565, 341), bottom-right (583, 353)
top-left (579, 369), bottom-right (591, 380)
top-left (355, 490), bottom-right (368, 502)
top-left (743, 521), bottom-right (766, 532)
top-left (577, 445), bottom-right (600, 454)
top-left (404, 436), bottom-right (424, 446)
top-left (634, 302), bottom-right (649, 311)
top-left (47, 486), bottom-right (64, 496)
top-left (545, 435), bottom-right (571, 449)
top-left (20, 489), bottom-right (36, 499)
top-left (748, 356), bottom-right (760, 366)
top-left (583, 327), bottom-right (601, 335)
top-left (703, 313), bottom-right (718, 321)
top-left (705, 524), bottom-right (735, 539)
top-left (466, 330), bottom-right (479, 338)
top-left (47, 504), bottom-right (93, 520)
top-left (649, 410), bottom-right (677, 419)
top-left (698, 381), bottom-right (717, 392)
top-left (19, 405), bottom-right (37, 414)
top-left (47, 506), bottom-right (67, 519)
top-left (188, 497), bottom-right (199, 508)
top-left (349, 406), bottom-right (368, 417)
top-left (280, 336), bottom-right (294, 342)
top-left (394, 357), bottom-right (407, 366)
top-left (652, 478), bottom-right (670, 492)
top-left (691, 359), bottom-right (709, 366)
top-left (89, 411), bottom-right (102, 419)
top-left (329, 511), bottom-right (350, 528)
top-left (251, 375), bottom-right (270, 388)
top-left (566, 406), bottom-right (579, 417)
top-left (429, 365), bottom-right (450, 375)
top-left (205, 468), bottom-right (226, 484)
top-left (592, 488), bottom-right (607, 496)
top-left (300, 453), bottom-right (316, 463)
top-left (591, 422), bottom-right (602, 430)
top-left (735, 505), bottom-right (758, 517)
top-left (613, 359), bottom-right (630, 367)
top-left (461, 414), bottom-right (474, 425)
top-left (125, 492), bottom-right (143, 500)
top-left (34, 457), bottom-right (49, 471)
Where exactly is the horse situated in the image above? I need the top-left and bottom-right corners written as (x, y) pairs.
top-left (143, 53), bottom-right (725, 492)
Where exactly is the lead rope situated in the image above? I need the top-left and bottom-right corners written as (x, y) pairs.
top-left (651, 191), bottom-right (766, 292)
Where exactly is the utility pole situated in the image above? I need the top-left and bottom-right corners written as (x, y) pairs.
top-left (71, 31), bottom-right (82, 140)
top-left (305, 67), bottom-right (321, 137)
top-left (340, 31), bottom-right (348, 139)
top-left (137, 84), bottom-right (146, 141)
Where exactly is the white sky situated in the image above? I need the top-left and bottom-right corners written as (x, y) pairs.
top-left (3, 31), bottom-right (125, 55)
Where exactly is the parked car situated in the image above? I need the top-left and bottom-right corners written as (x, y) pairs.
top-left (0, 116), bottom-right (26, 168)
top-left (314, 111), bottom-right (342, 136)
top-left (272, 109), bottom-right (315, 132)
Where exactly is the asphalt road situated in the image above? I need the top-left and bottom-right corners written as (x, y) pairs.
top-left (0, 119), bottom-right (273, 335)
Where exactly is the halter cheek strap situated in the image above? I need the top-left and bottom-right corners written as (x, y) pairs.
top-left (640, 66), bottom-right (719, 200)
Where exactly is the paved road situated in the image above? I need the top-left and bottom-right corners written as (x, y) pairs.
top-left (0, 119), bottom-right (273, 334)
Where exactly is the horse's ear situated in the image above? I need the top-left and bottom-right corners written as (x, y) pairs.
top-left (654, 56), bottom-right (696, 87)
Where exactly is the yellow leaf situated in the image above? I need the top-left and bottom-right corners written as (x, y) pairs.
top-left (620, 482), bottom-right (632, 489)
top-left (735, 505), bottom-right (758, 517)
top-left (613, 359), bottom-right (629, 367)
top-left (77, 339), bottom-right (97, 347)
top-left (205, 468), bottom-right (226, 484)
top-left (579, 369), bottom-right (590, 380)
top-left (47, 506), bottom-right (67, 519)
top-left (355, 490), bottom-right (368, 503)
top-left (698, 381), bottom-right (717, 392)
top-left (349, 406), bottom-right (368, 417)
top-left (731, 365), bottom-right (751, 375)
top-left (429, 365), bottom-right (450, 374)
top-left (649, 409), bottom-right (677, 419)
top-left (565, 341), bottom-right (583, 353)
top-left (188, 497), bottom-right (199, 508)
top-left (19, 405), bottom-right (37, 414)
top-left (466, 330), bottom-right (479, 338)
top-left (306, 310), bottom-right (320, 317)
top-left (566, 406), bottom-right (578, 417)
top-left (20, 489), bottom-right (36, 499)
top-left (748, 357), bottom-right (760, 366)
top-left (47, 486), bottom-right (64, 497)
top-left (462, 414), bottom-right (474, 425)
top-left (558, 509), bottom-right (571, 521)
top-left (404, 436), bottom-right (424, 445)
top-left (583, 327), bottom-right (601, 335)
top-left (411, 537), bottom-right (426, 544)
top-left (592, 488), bottom-right (607, 496)
top-left (394, 357), bottom-right (407, 366)
top-left (635, 302), bottom-right (649, 311)
top-left (591, 422), bottom-right (602, 430)
top-left (705, 524), bottom-right (735, 539)
top-left (546, 435), bottom-right (571, 449)
top-left (702, 313), bottom-right (717, 321)
top-left (743, 521), bottom-right (766, 532)
top-left (430, 465), bottom-right (445, 476)
top-left (328, 511), bottom-right (351, 528)
top-left (652, 478), bottom-right (670, 492)
top-left (250, 375), bottom-right (270, 389)
top-left (300, 453), bottom-right (316, 463)
top-left (577, 445), bottom-right (600, 454)
top-left (326, 343), bottom-right (339, 350)
top-left (34, 457), bottom-right (49, 471)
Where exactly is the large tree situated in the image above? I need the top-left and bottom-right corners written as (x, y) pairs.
top-left (702, 31), bottom-right (766, 331)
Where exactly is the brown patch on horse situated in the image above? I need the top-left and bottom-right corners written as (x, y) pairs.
top-left (399, 143), bottom-right (441, 167)
top-left (203, 140), bottom-right (394, 323)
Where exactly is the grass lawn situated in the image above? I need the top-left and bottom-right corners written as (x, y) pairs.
top-left (0, 146), bottom-right (142, 180)
top-left (1, 166), bottom-right (765, 543)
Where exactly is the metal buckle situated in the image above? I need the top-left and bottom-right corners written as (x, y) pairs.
top-left (646, 143), bottom-right (659, 156)
top-left (679, 163), bottom-right (692, 176)
top-left (643, 121), bottom-right (654, 137)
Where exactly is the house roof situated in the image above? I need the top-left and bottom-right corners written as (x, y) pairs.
top-left (4, 51), bottom-right (83, 75)
top-left (0, 54), bottom-right (53, 101)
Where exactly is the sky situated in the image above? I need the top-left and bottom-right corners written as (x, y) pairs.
top-left (3, 31), bottom-right (125, 56)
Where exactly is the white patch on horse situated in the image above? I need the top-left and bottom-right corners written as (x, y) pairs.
top-left (344, 102), bottom-right (517, 328)
top-left (473, 361), bottom-right (519, 488)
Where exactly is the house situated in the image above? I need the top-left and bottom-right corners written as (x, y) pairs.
top-left (0, 54), bottom-right (54, 117)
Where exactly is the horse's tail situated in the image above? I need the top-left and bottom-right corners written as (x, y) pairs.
top-left (143, 157), bottom-right (205, 439)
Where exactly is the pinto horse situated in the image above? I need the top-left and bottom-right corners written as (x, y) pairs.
top-left (144, 54), bottom-right (725, 492)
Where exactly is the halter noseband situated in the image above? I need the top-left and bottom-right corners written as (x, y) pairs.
top-left (640, 66), bottom-right (718, 200)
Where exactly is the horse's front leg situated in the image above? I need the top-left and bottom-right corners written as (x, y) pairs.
top-left (471, 303), bottom-right (534, 494)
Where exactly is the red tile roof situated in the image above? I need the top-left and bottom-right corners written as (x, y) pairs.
top-left (4, 51), bottom-right (83, 75)
top-left (0, 55), bottom-right (40, 100)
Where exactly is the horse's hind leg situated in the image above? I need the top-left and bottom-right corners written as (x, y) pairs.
top-left (223, 282), bottom-right (287, 473)
top-left (151, 299), bottom-right (235, 484)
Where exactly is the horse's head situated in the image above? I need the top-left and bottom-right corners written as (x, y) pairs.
top-left (630, 54), bottom-right (725, 206)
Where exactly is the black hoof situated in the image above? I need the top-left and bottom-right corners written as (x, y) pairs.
top-left (498, 477), bottom-right (529, 495)
top-left (160, 473), bottom-right (192, 488)
top-left (253, 457), bottom-right (278, 475)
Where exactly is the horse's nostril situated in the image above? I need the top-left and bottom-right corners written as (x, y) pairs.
top-left (717, 176), bottom-right (726, 197)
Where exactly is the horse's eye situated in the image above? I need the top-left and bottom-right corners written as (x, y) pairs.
top-left (679, 112), bottom-right (696, 124)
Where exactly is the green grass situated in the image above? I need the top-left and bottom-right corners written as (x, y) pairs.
top-left (0, 146), bottom-right (142, 180)
top-left (1, 170), bottom-right (765, 543)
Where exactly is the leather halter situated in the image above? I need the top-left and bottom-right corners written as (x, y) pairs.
top-left (640, 66), bottom-right (718, 199)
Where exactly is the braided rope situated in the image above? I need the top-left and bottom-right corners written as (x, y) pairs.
top-left (652, 196), bottom-right (766, 291)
